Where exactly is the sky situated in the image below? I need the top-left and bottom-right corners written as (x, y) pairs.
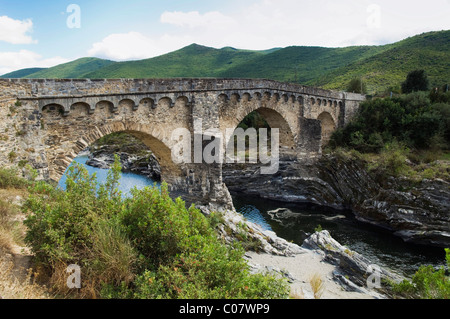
top-left (0, 0), bottom-right (449, 75)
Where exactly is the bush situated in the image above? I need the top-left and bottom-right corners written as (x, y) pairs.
top-left (347, 78), bottom-right (367, 94)
top-left (330, 93), bottom-right (450, 152)
top-left (0, 168), bottom-right (29, 189)
top-left (392, 249), bottom-right (449, 299)
top-left (24, 156), bottom-right (289, 299)
top-left (401, 70), bottom-right (430, 94)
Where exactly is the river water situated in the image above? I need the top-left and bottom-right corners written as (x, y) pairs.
top-left (59, 156), bottom-right (446, 277)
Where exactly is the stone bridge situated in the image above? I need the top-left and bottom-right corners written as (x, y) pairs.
top-left (0, 78), bottom-right (365, 209)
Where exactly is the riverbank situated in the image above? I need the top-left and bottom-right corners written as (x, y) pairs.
top-left (0, 176), bottom-right (398, 299)
top-left (224, 150), bottom-right (450, 248)
top-left (202, 206), bottom-right (402, 299)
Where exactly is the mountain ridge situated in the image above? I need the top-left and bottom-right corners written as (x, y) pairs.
top-left (2, 30), bottom-right (448, 94)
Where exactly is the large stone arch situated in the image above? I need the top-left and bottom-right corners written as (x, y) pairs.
top-left (48, 121), bottom-right (179, 185)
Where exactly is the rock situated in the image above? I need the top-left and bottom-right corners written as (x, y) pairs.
top-left (223, 154), bottom-right (450, 247)
top-left (198, 205), bottom-right (307, 257)
top-left (86, 157), bottom-right (110, 169)
top-left (84, 148), bottom-right (161, 181)
top-left (303, 231), bottom-right (403, 296)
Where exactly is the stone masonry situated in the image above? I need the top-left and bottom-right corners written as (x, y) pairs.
top-left (0, 78), bottom-right (365, 209)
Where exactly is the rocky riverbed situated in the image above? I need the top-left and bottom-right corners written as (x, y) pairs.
top-left (223, 154), bottom-right (450, 248)
top-left (198, 206), bottom-right (403, 299)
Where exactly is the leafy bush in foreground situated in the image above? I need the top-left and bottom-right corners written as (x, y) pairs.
top-left (23, 157), bottom-right (289, 299)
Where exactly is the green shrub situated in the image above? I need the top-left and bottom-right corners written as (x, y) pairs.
top-left (330, 93), bottom-right (450, 152)
top-left (392, 248), bottom-right (449, 299)
top-left (24, 156), bottom-right (289, 299)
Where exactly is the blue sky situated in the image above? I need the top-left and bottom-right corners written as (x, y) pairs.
top-left (0, 0), bottom-right (449, 75)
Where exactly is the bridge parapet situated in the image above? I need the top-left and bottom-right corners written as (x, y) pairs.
top-left (8, 78), bottom-right (364, 122)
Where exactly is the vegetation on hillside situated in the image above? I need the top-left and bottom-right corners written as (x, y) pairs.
top-left (84, 44), bottom-right (267, 79)
top-left (2, 30), bottom-right (448, 96)
top-left (0, 68), bottom-right (46, 79)
top-left (329, 69), bottom-right (450, 168)
top-left (315, 31), bottom-right (450, 95)
top-left (0, 58), bottom-right (115, 79)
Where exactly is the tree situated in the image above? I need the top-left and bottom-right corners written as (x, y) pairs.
top-left (401, 70), bottom-right (430, 94)
top-left (347, 78), bottom-right (367, 94)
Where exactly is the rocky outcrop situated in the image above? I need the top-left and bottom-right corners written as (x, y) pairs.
top-left (223, 154), bottom-right (450, 247)
top-left (198, 205), bottom-right (304, 257)
top-left (209, 205), bottom-right (400, 298)
top-left (303, 230), bottom-right (403, 296)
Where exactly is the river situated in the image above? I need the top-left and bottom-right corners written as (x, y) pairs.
top-left (59, 156), bottom-right (446, 277)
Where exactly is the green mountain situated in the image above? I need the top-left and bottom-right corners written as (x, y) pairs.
top-left (312, 30), bottom-right (450, 94)
top-left (3, 30), bottom-right (449, 95)
top-left (21, 57), bottom-right (114, 79)
top-left (84, 44), bottom-right (268, 78)
top-left (218, 45), bottom-right (390, 84)
top-left (0, 67), bottom-right (46, 78)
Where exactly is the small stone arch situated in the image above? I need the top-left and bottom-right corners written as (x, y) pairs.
top-left (70, 102), bottom-right (92, 116)
top-left (175, 95), bottom-right (192, 107)
top-left (242, 92), bottom-right (252, 102)
top-left (140, 97), bottom-right (156, 109)
top-left (42, 103), bottom-right (68, 117)
top-left (317, 112), bottom-right (336, 146)
top-left (119, 98), bottom-right (138, 111)
top-left (96, 100), bottom-right (116, 113)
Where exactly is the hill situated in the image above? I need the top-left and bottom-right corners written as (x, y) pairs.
top-left (312, 31), bottom-right (450, 94)
top-left (3, 30), bottom-right (449, 95)
top-left (20, 57), bottom-right (115, 79)
top-left (0, 67), bottom-right (46, 78)
top-left (84, 44), bottom-right (267, 78)
top-left (218, 45), bottom-right (390, 84)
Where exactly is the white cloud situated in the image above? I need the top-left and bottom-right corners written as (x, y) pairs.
top-left (0, 15), bottom-right (36, 44)
top-left (0, 50), bottom-right (69, 75)
top-left (160, 11), bottom-right (236, 29)
top-left (87, 31), bottom-right (193, 61)
top-left (86, 0), bottom-right (450, 61)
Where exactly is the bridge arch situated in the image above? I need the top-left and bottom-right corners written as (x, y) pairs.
top-left (221, 104), bottom-right (297, 158)
top-left (317, 112), bottom-right (336, 146)
top-left (49, 121), bottom-right (179, 185)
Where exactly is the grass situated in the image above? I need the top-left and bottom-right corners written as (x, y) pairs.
top-left (309, 273), bottom-right (325, 299)
top-left (330, 146), bottom-right (450, 182)
top-left (0, 183), bottom-right (49, 299)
